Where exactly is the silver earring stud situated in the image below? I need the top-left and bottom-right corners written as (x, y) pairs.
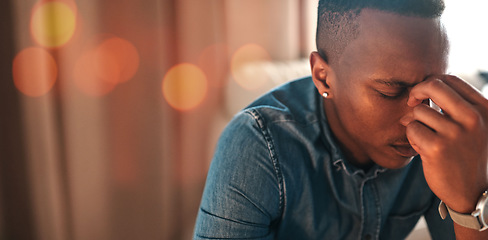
top-left (322, 92), bottom-right (329, 98)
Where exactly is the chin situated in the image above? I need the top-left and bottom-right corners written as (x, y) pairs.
top-left (372, 144), bottom-right (419, 169)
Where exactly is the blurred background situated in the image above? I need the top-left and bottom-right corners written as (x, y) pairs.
top-left (0, 0), bottom-right (487, 240)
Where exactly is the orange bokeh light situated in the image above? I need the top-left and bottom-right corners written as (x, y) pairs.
top-left (96, 37), bottom-right (140, 83)
top-left (230, 43), bottom-right (272, 91)
top-left (30, 1), bottom-right (77, 48)
top-left (162, 63), bottom-right (208, 111)
top-left (73, 36), bottom-right (140, 96)
top-left (12, 47), bottom-right (58, 97)
top-left (73, 50), bottom-right (118, 96)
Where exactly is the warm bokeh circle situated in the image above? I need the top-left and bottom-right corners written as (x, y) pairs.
top-left (13, 47), bottom-right (58, 97)
top-left (73, 36), bottom-right (140, 96)
top-left (162, 63), bottom-right (208, 111)
top-left (230, 43), bottom-right (271, 90)
top-left (96, 37), bottom-right (140, 84)
top-left (31, 1), bottom-right (76, 48)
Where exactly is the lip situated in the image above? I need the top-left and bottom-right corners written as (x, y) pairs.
top-left (391, 144), bottom-right (418, 158)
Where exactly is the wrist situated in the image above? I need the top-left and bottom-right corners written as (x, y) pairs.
top-left (446, 189), bottom-right (488, 214)
top-left (439, 190), bottom-right (488, 232)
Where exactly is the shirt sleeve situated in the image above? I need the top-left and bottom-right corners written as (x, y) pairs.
top-left (424, 196), bottom-right (456, 240)
top-left (193, 110), bottom-right (283, 240)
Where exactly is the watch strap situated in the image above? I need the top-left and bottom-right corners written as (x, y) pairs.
top-left (438, 201), bottom-right (482, 230)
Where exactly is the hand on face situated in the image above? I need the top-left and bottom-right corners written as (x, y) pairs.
top-left (400, 75), bottom-right (488, 213)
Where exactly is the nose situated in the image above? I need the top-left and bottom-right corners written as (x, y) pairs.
top-left (400, 99), bottom-right (431, 126)
top-left (400, 107), bottom-right (414, 126)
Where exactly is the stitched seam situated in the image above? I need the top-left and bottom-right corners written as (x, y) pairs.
top-left (245, 109), bottom-right (285, 219)
top-left (359, 179), bottom-right (366, 240)
top-left (372, 183), bottom-right (381, 240)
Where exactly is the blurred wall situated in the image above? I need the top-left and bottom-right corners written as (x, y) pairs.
top-left (0, 0), bottom-right (315, 239)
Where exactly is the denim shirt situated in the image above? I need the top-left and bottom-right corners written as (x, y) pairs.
top-left (194, 77), bottom-right (455, 240)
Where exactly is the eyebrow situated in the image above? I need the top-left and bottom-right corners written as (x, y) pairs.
top-left (372, 78), bottom-right (416, 88)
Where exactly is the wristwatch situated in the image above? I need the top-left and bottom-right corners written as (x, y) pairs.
top-left (438, 191), bottom-right (488, 231)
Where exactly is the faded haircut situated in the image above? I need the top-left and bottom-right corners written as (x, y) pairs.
top-left (316, 0), bottom-right (445, 64)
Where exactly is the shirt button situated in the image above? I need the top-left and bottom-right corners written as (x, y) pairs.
top-left (363, 234), bottom-right (372, 240)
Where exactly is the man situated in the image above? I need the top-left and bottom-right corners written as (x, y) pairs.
top-left (194, 0), bottom-right (488, 239)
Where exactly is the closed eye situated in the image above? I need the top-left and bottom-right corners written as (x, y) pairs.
top-left (376, 89), bottom-right (407, 99)
top-left (371, 78), bottom-right (415, 100)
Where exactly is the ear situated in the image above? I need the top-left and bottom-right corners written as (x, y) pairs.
top-left (310, 51), bottom-right (333, 96)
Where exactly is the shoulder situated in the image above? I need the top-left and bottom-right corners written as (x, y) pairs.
top-left (212, 75), bottom-right (324, 186)
top-left (219, 77), bottom-right (327, 167)
top-left (218, 76), bottom-right (322, 155)
top-left (220, 75), bottom-right (332, 163)
top-left (243, 76), bottom-right (319, 125)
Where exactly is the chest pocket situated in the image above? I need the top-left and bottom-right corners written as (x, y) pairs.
top-left (380, 203), bottom-right (430, 240)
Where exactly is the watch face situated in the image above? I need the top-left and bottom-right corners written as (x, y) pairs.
top-left (481, 192), bottom-right (488, 226)
top-left (484, 209), bottom-right (488, 225)
top-left (483, 203), bottom-right (488, 225)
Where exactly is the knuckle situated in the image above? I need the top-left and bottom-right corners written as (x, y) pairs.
top-left (430, 147), bottom-right (442, 157)
top-left (445, 74), bottom-right (460, 82)
top-left (426, 78), bottom-right (444, 89)
top-left (448, 124), bottom-right (462, 139)
top-left (429, 139), bottom-right (444, 156)
top-left (464, 110), bottom-right (482, 130)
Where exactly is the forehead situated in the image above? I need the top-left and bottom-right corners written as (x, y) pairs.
top-left (337, 9), bottom-right (448, 83)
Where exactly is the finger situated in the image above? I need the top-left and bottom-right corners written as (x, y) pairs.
top-left (436, 75), bottom-right (486, 105)
top-left (439, 75), bottom-right (488, 119)
top-left (405, 120), bottom-right (438, 157)
top-left (408, 78), bottom-right (478, 126)
top-left (411, 104), bottom-right (459, 137)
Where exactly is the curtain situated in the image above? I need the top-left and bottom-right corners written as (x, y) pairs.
top-left (0, 0), bottom-right (316, 239)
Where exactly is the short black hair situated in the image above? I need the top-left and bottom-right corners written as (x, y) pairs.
top-left (316, 0), bottom-right (445, 64)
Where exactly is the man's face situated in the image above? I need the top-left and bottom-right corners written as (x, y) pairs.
top-left (324, 9), bottom-right (448, 169)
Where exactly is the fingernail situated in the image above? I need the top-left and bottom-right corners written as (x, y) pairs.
top-left (400, 115), bottom-right (413, 126)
